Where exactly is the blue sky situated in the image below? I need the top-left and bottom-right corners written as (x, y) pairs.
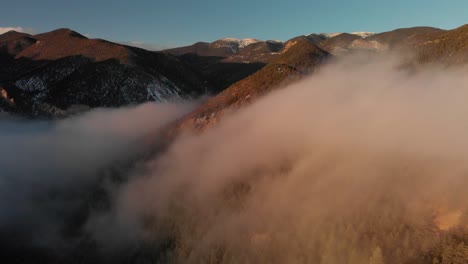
top-left (1, 0), bottom-right (467, 49)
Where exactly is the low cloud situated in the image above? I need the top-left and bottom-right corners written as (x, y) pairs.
top-left (103, 54), bottom-right (468, 263)
top-left (1, 54), bottom-right (468, 263)
top-left (0, 102), bottom-right (196, 253)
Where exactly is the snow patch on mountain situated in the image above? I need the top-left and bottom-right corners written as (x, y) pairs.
top-left (318, 32), bottom-right (376, 39)
top-left (218, 38), bottom-right (261, 48)
top-left (319, 32), bottom-right (343, 38)
top-left (146, 75), bottom-right (181, 102)
top-left (15, 77), bottom-right (47, 93)
top-left (351, 32), bottom-right (376, 38)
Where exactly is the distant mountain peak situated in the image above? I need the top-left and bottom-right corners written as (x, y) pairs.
top-left (1, 30), bottom-right (27, 36)
top-left (216, 38), bottom-right (261, 48)
top-left (0, 30), bottom-right (32, 40)
top-left (319, 32), bottom-right (343, 38)
top-left (35, 28), bottom-right (88, 39)
top-left (351, 32), bottom-right (376, 38)
top-left (318, 32), bottom-right (375, 39)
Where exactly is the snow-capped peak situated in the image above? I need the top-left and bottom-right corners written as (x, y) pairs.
top-left (317, 32), bottom-right (376, 39)
top-left (319, 32), bottom-right (343, 38)
top-left (351, 32), bottom-right (376, 38)
top-left (218, 38), bottom-right (261, 48)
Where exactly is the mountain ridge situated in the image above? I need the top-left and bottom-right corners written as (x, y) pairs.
top-left (1, 24), bottom-right (468, 118)
top-left (0, 28), bottom-right (209, 117)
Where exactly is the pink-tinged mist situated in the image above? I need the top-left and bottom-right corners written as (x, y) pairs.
top-left (95, 55), bottom-right (468, 263)
top-left (1, 54), bottom-right (468, 263)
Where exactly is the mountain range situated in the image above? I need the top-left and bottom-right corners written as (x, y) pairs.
top-left (2, 24), bottom-right (468, 264)
top-left (1, 25), bottom-right (468, 119)
top-left (0, 29), bottom-right (207, 117)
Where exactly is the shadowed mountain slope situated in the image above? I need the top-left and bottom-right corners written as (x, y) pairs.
top-left (0, 29), bottom-right (208, 117)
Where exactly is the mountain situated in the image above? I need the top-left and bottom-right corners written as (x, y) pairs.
top-left (0, 29), bottom-right (208, 117)
top-left (15, 28), bottom-right (130, 62)
top-left (319, 33), bottom-right (363, 54)
top-left (0, 31), bottom-right (37, 56)
top-left (168, 37), bottom-right (329, 134)
top-left (164, 38), bottom-right (285, 93)
top-left (2, 25), bottom-right (467, 118)
top-left (318, 32), bottom-right (375, 39)
top-left (413, 24), bottom-right (468, 65)
top-left (314, 27), bottom-right (445, 55)
top-left (350, 31), bottom-right (376, 38)
top-left (3, 24), bottom-right (468, 264)
top-left (366, 26), bottom-right (444, 49)
top-left (166, 37), bottom-right (284, 63)
top-left (164, 25), bottom-right (468, 136)
top-left (347, 25), bottom-right (468, 65)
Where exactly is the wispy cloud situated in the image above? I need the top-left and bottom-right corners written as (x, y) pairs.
top-left (0, 26), bottom-right (35, 35)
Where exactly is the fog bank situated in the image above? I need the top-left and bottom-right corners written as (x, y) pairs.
top-left (0, 102), bottom-right (194, 250)
top-left (2, 55), bottom-right (468, 263)
top-left (109, 56), bottom-right (468, 263)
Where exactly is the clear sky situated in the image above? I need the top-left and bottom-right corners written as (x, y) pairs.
top-left (1, 0), bottom-right (467, 49)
